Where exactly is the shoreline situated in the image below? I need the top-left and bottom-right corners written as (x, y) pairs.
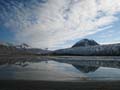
top-left (0, 80), bottom-right (120, 90)
top-left (0, 56), bottom-right (120, 65)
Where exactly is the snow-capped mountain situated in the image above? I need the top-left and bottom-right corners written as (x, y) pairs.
top-left (52, 39), bottom-right (120, 56)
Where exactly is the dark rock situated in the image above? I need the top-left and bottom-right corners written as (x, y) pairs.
top-left (72, 39), bottom-right (99, 48)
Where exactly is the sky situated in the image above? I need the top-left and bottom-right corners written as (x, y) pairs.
top-left (0, 0), bottom-right (120, 50)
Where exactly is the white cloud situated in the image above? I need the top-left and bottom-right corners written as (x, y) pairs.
top-left (1, 0), bottom-right (120, 49)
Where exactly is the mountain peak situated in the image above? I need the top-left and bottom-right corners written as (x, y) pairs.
top-left (72, 39), bottom-right (99, 48)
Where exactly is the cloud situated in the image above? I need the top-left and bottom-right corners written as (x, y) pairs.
top-left (1, 0), bottom-right (120, 49)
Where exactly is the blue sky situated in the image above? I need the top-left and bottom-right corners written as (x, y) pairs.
top-left (0, 0), bottom-right (120, 50)
top-left (0, 25), bottom-right (15, 43)
top-left (86, 14), bottom-right (120, 44)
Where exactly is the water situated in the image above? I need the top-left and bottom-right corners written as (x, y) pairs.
top-left (0, 59), bottom-right (120, 81)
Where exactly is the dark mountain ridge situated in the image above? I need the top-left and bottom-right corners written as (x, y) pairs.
top-left (0, 43), bottom-right (50, 55)
top-left (72, 39), bottom-right (99, 48)
top-left (52, 39), bottom-right (120, 56)
top-left (0, 39), bottom-right (120, 56)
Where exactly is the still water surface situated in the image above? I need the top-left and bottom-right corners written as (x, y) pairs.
top-left (0, 60), bottom-right (120, 81)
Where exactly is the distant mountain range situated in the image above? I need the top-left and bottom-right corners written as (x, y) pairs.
top-left (0, 43), bottom-right (50, 55)
top-left (0, 39), bottom-right (120, 56)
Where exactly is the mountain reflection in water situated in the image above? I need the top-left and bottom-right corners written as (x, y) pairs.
top-left (0, 57), bottom-right (120, 81)
top-left (72, 65), bottom-right (99, 73)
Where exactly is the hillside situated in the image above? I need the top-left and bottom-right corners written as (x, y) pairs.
top-left (0, 39), bottom-right (120, 56)
top-left (72, 39), bottom-right (99, 48)
top-left (0, 43), bottom-right (50, 56)
top-left (52, 39), bottom-right (120, 56)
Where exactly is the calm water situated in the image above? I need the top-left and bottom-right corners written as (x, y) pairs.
top-left (0, 59), bottom-right (120, 81)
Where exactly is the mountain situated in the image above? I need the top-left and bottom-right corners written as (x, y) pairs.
top-left (1, 39), bottom-right (120, 56)
top-left (72, 39), bottom-right (99, 48)
top-left (0, 43), bottom-right (50, 55)
top-left (52, 39), bottom-right (120, 56)
top-left (0, 43), bottom-right (19, 55)
top-left (25, 48), bottom-right (50, 54)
